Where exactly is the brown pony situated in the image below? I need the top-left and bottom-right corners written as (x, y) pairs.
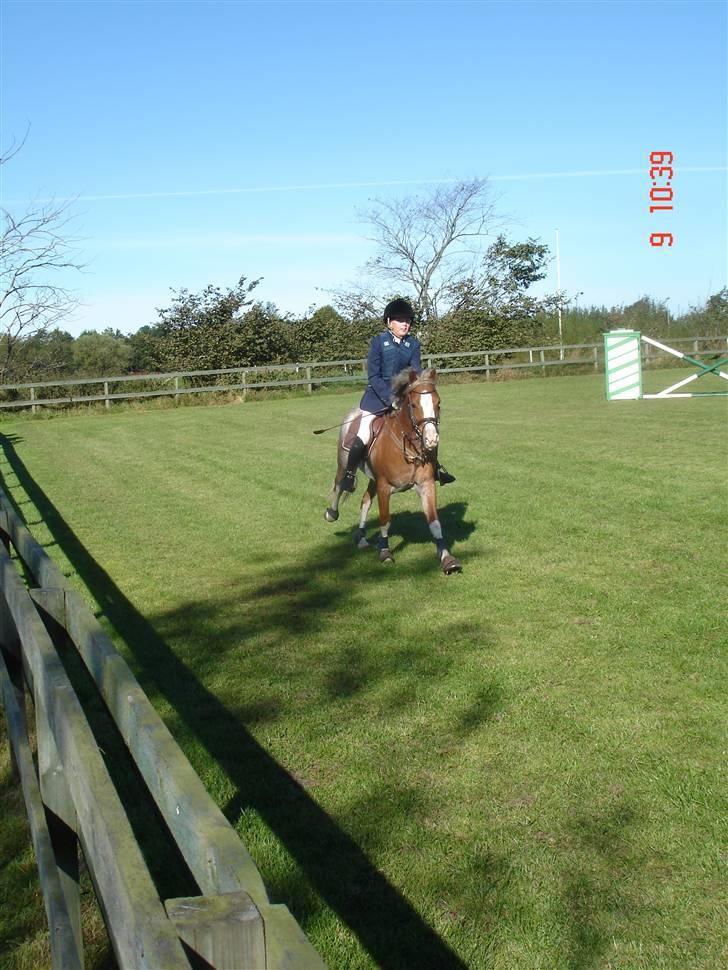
top-left (324, 368), bottom-right (462, 575)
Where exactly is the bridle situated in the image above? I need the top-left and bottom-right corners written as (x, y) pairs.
top-left (396, 380), bottom-right (440, 462)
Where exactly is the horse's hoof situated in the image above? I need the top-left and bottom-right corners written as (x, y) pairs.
top-left (379, 549), bottom-right (394, 564)
top-left (324, 507), bottom-right (339, 522)
top-left (354, 527), bottom-right (370, 549)
top-left (441, 554), bottom-right (462, 575)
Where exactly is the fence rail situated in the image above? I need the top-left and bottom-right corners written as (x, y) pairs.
top-left (1, 336), bottom-right (726, 413)
top-left (0, 488), bottom-right (326, 969)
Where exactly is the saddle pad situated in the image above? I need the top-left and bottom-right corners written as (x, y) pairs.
top-left (342, 413), bottom-right (385, 451)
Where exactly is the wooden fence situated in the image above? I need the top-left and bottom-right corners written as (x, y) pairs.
top-left (0, 487), bottom-right (326, 969)
top-left (2, 336), bottom-right (725, 413)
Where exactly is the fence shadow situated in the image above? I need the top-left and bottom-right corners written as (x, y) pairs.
top-left (0, 433), bottom-right (472, 970)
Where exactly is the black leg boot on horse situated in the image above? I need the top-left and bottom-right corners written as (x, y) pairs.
top-left (338, 437), bottom-right (367, 492)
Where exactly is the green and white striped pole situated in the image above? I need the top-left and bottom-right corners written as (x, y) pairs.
top-left (604, 330), bottom-right (642, 400)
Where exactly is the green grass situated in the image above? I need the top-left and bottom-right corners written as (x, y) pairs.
top-left (0, 370), bottom-right (726, 969)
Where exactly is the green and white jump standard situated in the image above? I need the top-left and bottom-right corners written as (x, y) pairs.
top-left (604, 330), bottom-right (643, 400)
top-left (604, 330), bottom-right (728, 399)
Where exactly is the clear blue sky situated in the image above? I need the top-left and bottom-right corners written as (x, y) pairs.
top-left (2, 0), bottom-right (726, 336)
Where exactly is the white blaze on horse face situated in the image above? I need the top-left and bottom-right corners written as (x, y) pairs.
top-left (420, 392), bottom-right (439, 449)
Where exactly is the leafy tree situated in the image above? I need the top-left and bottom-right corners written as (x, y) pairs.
top-left (426, 235), bottom-right (561, 353)
top-left (291, 305), bottom-right (347, 361)
top-left (617, 296), bottom-right (668, 332)
top-left (127, 323), bottom-right (166, 372)
top-left (72, 328), bottom-right (133, 376)
top-left (153, 275), bottom-right (262, 371)
top-left (1, 327), bottom-right (75, 382)
top-left (679, 288), bottom-right (728, 336)
top-left (235, 303), bottom-right (292, 367)
top-left (290, 305), bottom-right (379, 362)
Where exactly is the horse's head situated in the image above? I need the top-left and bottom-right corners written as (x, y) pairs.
top-left (393, 367), bottom-right (440, 451)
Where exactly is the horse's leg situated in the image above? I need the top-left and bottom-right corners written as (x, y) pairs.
top-left (325, 486), bottom-right (342, 522)
top-left (376, 482), bottom-right (394, 564)
top-left (324, 447), bottom-right (348, 522)
top-left (354, 478), bottom-right (375, 548)
top-left (416, 480), bottom-right (462, 574)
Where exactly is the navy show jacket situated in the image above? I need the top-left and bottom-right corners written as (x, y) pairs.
top-left (359, 330), bottom-right (422, 413)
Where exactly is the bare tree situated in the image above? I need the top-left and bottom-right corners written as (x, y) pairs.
top-left (357, 178), bottom-right (506, 323)
top-left (0, 137), bottom-right (84, 380)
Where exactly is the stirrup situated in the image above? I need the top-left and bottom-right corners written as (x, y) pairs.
top-left (437, 466), bottom-right (456, 486)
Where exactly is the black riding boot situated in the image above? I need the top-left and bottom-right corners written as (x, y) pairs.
top-left (436, 463), bottom-right (456, 485)
top-left (339, 437), bottom-right (367, 492)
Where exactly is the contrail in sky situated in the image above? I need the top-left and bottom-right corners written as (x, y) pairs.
top-left (4, 166), bottom-right (724, 205)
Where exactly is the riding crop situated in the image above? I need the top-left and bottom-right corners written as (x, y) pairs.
top-left (312, 406), bottom-right (390, 435)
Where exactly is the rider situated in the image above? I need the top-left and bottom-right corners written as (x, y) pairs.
top-left (338, 297), bottom-right (456, 491)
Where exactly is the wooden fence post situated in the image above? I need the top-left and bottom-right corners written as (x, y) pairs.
top-left (174, 376), bottom-right (180, 404)
top-left (37, 699), bottom-right (84, 959)
top-left (306, 366), bottom-right (312, 395)
top-left (0, 645), bottom-right (83, 969)
top-left (241, 370), bottom-right (247, 402)
top-left (166, 892), bottom-right (266, 970)
top-left (104, 381), bottom-right (110, 410)
top-left (593, 346), bottom-right (599, 371)
top-left (485, 353), bottom-right (491, 380)
top-left (540, 350), bottom-right (546, 376)
top-left (30, 386), bottom-right (37, 414)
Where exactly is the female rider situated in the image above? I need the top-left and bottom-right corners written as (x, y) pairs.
top-left (338, 298), bottom-right (455, 491)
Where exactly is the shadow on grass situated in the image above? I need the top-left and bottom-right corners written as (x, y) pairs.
top-left (331, 496), bottom-right (478, 560)
top-left (563, 798), bottom-right (640, 970)
top-left (0, 433), bottom-right (474, 969)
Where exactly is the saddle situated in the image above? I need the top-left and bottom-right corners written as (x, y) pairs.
top-left (342, 411), bottom-right (386, 453)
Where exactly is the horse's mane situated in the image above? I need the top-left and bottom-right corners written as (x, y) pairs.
top-left (391, 367), bottom-right (437, 405)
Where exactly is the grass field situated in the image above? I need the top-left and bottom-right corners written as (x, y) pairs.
top-left (0, 370), bottom-right (726, 970)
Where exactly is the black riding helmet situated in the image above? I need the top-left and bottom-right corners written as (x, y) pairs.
top-left (383, 298), bottom-right (415, 325)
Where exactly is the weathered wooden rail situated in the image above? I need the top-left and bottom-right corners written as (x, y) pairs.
top-left (0, 488), bottom-right (326, 969)
top-left (2, 336), bottom-right (725, 413)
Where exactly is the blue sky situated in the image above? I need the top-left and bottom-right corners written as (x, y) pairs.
top-left (2, 0), bottom-right (726, 336)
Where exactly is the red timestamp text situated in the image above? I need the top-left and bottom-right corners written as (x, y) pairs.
top-left (649, 150), bottom-right (674, 247)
